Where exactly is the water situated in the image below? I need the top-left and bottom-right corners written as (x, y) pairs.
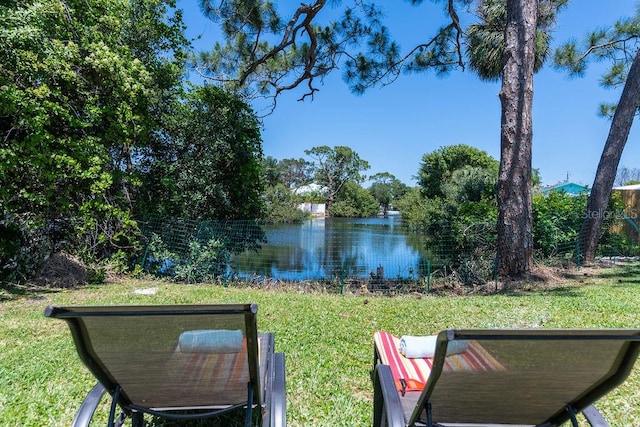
top-left (231, 215), bottom-right (431, 280)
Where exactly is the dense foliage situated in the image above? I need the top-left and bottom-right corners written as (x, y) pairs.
top-left (417, 144), bottom-right (499, 199)
top-left (402, 143), bottom-right (632, 278)
top-left (532, 191), bottom-right (587, 257)
top-left (532, 190), bottom-right (631, 261)
top-left (368, 172), bottom-right (409, 215)
top-left (138, 84), bottom-right (264, 220)
top-left (0, 0), bottom-right (267, 283)
top-left (261, 184), bottom-right (308, 224)
top-left (0, 0), bottom-right (190, 281)
top-left (331, 181), bottom-right (379, 218)
top-left (259, 156), bottom-right (312, 224)
top-left (399, 145), bottom-right (499, 276)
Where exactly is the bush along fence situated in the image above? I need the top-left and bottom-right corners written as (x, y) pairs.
top-left (137, 214), bottom-right (640, 292)
top-left (137, 215), bottom-right (265, 284)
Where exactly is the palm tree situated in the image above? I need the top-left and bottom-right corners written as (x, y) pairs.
top-left (466, 0), bottom-right (565, 81)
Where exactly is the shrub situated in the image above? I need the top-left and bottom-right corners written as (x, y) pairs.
top-left (262, 184), bottom-right (308, 224)
top-left (142, 233), bottom-right (228, 283)
top-left (532, 191), bottom-right (587, 257)
top-left (0, 213), bottom-right (50, 284)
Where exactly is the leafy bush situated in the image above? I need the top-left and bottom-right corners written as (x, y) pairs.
top-left (174, 239), bottom-right (228, 283)
top-left (397, 189), bottom-right (497, 270)
top-left (0, 214), bottom-right (50, 284)
top-left (394, 188), bottom-right (429, 230)
top-left (595, 191), bottom-right (640, 257)
top-left (143, 233), bottom-right (228, 283)
top-left (531, 190), bottom-right (635, 259)
top-left (532, 191), bottom-right (587, 257)
top-left (261, 184), bottom-right (308, 224)
top-left (332, 181), bottom-right (379, 218)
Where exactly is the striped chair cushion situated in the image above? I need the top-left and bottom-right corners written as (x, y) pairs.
top-left (374, 331), bottom-right (505, 393)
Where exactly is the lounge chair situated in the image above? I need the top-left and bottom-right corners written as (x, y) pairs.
top-left (45, 303), bottom-right (286, 427)
top-left (373, 329), bottom-right (640, 427)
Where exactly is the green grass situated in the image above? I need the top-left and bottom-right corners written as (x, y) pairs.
top-left (2, 266), bottom-right (640, 426)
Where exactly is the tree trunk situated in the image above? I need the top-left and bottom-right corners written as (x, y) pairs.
top-left (579, 50), bottom-right (640, 263)
top-left (496, 0), bottom-right (537, 277)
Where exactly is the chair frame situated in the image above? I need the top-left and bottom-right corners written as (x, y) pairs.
top-left (45, 303), bottom-right (286, 427)
top-left (373, 328), bottom-right (640, 427)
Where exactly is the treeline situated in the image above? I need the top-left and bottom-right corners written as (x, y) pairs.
top-left (260, 146), bottom-right (410, 222)
top-left (400, 144), bottom-right (629, 268)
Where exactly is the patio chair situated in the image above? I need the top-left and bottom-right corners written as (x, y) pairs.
top-left (45, 303), bottom-right (286, 427)
top-left (373, 329), bottom-right (640, 427)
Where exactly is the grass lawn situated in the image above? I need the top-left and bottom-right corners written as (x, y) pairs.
top-left (2, 265), bottom-right (640, 426)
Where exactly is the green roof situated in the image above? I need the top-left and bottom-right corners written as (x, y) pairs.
top-left (540, 182), bottom-right (589, 195)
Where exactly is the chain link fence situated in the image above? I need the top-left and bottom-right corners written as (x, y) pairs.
top-left (137, 214), bottom-right (640, 291)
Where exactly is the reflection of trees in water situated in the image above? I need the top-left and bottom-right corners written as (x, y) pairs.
top-left (330, 254), bottom-right (368, 278)
top-left (232, 217), bottom-right (435, 280)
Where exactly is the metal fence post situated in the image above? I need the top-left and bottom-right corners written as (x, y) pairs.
top-left (426, 260), bottom-right (431, 293)
top-left (493, 257), bottom-right (498, 293)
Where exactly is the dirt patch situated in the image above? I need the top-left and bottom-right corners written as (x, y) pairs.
top-left (485, 263), bottom-right (617, 295)
top-left (34, 252), bottom-right (88, 288)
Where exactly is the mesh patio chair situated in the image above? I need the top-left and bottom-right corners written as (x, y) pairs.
top-left (45, 303), bottom-right (286, 427)
top-left (373, 329), bottom-right (640, 427)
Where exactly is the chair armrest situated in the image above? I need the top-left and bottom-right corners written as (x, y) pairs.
top-left (373, 364), bottom-right (405, 427)
top-left (270, 352), bottom-right (287, 427)
top-left (582, 405), bottom-right (609, 427)
top-left (72, 382), bottom-right (107, 427)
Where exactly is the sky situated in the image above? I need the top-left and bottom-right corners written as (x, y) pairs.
top-left (180, 1), bottom-right (640, 187)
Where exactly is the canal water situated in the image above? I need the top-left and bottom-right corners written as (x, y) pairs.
top-left (231, 215), bottom-right (431, 280)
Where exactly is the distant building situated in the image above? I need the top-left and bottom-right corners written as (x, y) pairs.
top-left (540, 182), bottom-right (590, 196)
top-left (610, 184), bottom-right (640, 243)
top-left (297, 202), bottom-right (326, 217)
top-left (293, 184), bottom-right (327, 217)
top-left (613, 183), bottom-right (640, 192)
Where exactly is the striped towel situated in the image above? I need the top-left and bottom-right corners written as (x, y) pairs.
top-left (374, 331), bottom-right (505, 394)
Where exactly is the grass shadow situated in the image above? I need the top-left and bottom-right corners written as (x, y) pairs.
top-left (497, 284), bottom-right (584, 298)
top-left (0, 282), bottom-right (68, 302)
top-left (594, 269), bottom-right (639, 280)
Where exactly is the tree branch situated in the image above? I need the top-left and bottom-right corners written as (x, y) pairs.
top-left (237, 1), bottom-right (326, 87)
top-left (447, 0), bottom-right (465, 69)
top-left (198, 0), bottom-right (468, 107)
top-left (579, 35), bottom-right (640, 62)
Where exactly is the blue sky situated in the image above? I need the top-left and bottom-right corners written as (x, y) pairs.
top-left (180, 1), bottom-right (639, 187)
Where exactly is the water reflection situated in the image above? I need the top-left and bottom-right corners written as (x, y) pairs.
top-left (231, 215), bottom-right (431, 280)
